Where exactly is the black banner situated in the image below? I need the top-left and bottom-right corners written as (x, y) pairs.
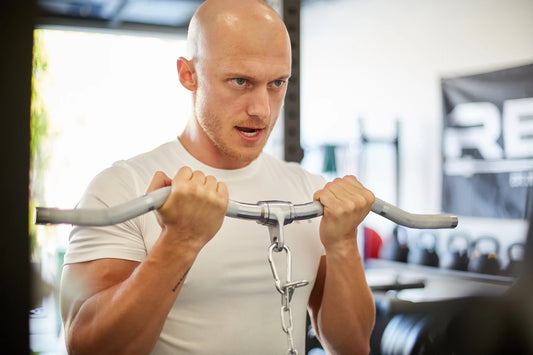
top-left (441, 63), bottom-right (533, 219)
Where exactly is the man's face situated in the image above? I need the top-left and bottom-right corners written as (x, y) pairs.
top-left (192, 22), bottom-right (291, 168)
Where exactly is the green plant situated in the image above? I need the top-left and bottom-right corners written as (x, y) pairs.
top-left (29, 29), bottom-right (50, 259)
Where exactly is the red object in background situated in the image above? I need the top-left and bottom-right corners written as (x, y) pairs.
top-left (364, 226), bottom-right (383, 259)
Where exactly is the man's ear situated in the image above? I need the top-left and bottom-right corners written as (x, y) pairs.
top-left (177, 57), bottom-right (197, 91)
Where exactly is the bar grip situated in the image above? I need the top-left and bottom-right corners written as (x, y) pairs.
top-left (35, 186), bottom-right (458, 229)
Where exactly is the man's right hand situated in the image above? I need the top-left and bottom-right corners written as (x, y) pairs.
top-left (146, 166), bottom-right (229, 252)
top-left (61, 167), bottom-right (228, 354)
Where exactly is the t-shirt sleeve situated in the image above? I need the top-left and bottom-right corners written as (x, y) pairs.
top-left (63, 164), bottom-right (149, 264)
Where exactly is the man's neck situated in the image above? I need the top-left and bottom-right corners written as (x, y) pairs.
top-left (178, 122), bottom-right (253, 170)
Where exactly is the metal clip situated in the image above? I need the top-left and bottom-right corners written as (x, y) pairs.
top-left (262, 202), bottom-right (307, 355)
top-left (268, 243), bottom-right (309, 297)
top-left (282, 281), bottom-right (309, 302)
top-left (258, 201), bottom-right (295, 250)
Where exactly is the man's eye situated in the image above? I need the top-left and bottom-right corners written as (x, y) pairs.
top-left (272, 80), bottom-right (285, 88)
top-left (231, 78), bottom-right (247, 86)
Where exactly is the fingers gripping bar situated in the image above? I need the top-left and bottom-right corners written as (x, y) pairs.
top-left (35, 186), bottom-right (458, 229)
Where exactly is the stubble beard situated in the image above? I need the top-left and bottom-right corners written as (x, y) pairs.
top-left (198, 108), bottom-right (270, 166)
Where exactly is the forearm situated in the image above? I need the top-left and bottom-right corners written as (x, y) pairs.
top-left (66, 232), bottom-right (198, 355)
top-left (318, 239), bottom-right (375, 355)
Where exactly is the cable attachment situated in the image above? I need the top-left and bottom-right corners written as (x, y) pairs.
top-left (268, 242), bottom-right (309, 354)
top-left (257, 200), bottom-right (296, 251)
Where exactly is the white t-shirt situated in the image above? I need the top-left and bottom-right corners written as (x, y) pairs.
top-left (64, 139), bottom-right (326, 354)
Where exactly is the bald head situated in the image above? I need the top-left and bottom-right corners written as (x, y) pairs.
top-left (186, 0), bottom-right (291, 63)
top-left (177, 0), bottom-right (292, 168)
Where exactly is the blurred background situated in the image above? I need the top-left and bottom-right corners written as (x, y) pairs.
top-left (3, 0), bottom-right (533, 353)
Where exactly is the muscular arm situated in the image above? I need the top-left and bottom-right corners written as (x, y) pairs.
top-left (61, 238), bottom-right (195, 354)
top-left (60, 167), bottom-right (228, 354)
top-left (308, 176), bottom-right (376, 355)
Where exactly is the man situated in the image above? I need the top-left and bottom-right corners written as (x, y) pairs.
top-left (60, 0), bottom-right (376, 354)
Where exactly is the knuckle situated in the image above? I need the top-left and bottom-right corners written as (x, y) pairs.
top-left (345, 199), bottom-right (357, 211)
top-left (192, 170), bottom-right (206, 179)
top-left (366, 189), bottom-right (376, 204)
top-left (354, 193), bottom-right (366, 205)
top-left (345, 174), bottom-right (358, 183)
top-left (353, 193), bottom-right (371, 210)
top-left (179, 166), bottom-right (192, 174)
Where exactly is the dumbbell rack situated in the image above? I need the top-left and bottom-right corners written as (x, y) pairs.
top-left (366, 258), bottom-right (515, 288)
top-left (366, 258), bottom-right (517, 355)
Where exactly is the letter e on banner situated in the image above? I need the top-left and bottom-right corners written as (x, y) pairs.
top-left (503, 97), bottom-right (533, 159)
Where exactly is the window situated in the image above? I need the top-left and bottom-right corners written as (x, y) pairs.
top-left (30, 28), bottom-right (188, 353)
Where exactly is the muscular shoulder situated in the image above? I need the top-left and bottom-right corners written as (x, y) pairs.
top-left (117, 140), bottom-right (183, 181)
top-left (81, 140), bottom-right (183, 206)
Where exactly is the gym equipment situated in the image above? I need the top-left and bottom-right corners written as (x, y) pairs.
top-left (441, 233), bottom-right (470, 271)
top-left (35, 188), bottom-right (457, 354)
top-left (376, 295), bottom-right (528, 355)
top-left (379, 227), bottom-right (410, 263)
top-left (408, 232), bottom-right (439, 267)
top-left (502, 242), bottom-right (524, 277)
top-left (380, 314), bottom-right (435, 355)
top-left (373, 296), bottom-right (464, 355)
top-left (369, 280), bottom-right (426, 293)
top-left (364, 226), bottom-right (383, 259)
top-left (358, 119), bottom-right (401, 206)
top-left (35, 186), bottom-right (458, 230)
top-left (468, 236), bottom-right (501, 275)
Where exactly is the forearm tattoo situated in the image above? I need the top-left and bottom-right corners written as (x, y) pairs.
top-left (172, 268), bottom-right (191, 292)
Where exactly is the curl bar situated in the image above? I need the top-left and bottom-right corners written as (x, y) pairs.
top-left (35, 186), bottom-right (458, 229)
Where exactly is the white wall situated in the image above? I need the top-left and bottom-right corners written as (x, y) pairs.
top-left (300, 0), bottom-right (533, 257)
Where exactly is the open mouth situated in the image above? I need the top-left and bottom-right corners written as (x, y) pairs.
top-left (236, 126), bottom-right (262, 137)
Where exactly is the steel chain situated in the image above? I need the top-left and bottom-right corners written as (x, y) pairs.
top-left (268, 241), bottom-right (309, 355)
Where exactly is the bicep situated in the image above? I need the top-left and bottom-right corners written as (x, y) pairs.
top-left (60, 258), bottom-right (139, 333)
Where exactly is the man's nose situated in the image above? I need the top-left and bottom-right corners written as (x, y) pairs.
top-left (247, 86), bottom-right (271, 119)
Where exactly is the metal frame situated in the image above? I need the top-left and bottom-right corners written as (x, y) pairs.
top-left (283, 0), bottom-right (304, 163)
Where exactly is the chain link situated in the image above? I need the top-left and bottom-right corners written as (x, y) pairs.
top-left (268, 241), bottom-right (309, 355)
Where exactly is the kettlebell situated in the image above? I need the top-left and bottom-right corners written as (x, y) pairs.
top-left (408, 232), bottom-right (439, 267)
top-left (502, 242), bottom-right (524, 277)
top-left (442, 233), bottom-right (470, 271)
top-left (468, 236), bottom-right (501, 275)
top-left (380, 226), bottom-right (409, 263)
top-left (364, 226), bottom-right (383, 260)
